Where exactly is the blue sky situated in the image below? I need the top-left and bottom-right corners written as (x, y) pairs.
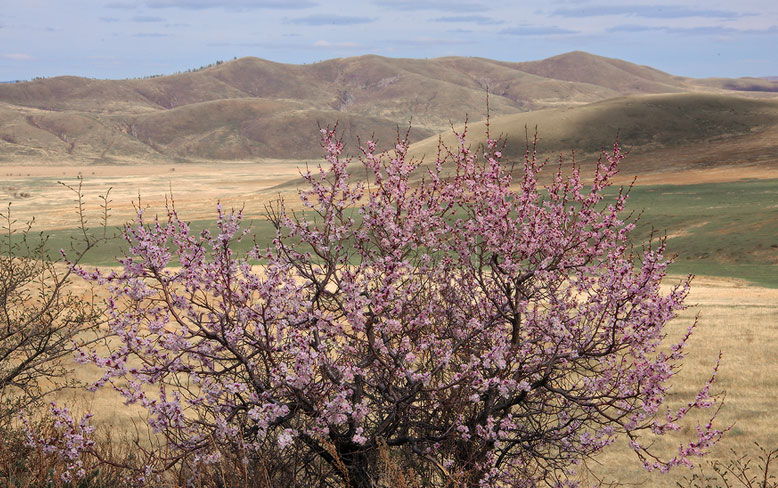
top-left (1, 0), bottom-right (776, 80)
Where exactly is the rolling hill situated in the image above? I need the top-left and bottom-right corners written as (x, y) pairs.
top-left (407, 92), bottom-right (778, 178)
top-left (0, 51), bottom-right (777, 164)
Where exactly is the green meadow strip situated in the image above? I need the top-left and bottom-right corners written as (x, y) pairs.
top-left (7, 179), bottom-right (778, 287)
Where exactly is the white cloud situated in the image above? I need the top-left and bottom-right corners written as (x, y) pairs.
top-left (3, 53), bottom-right (34, 61)
top-left (143, 0), bottom-right (315, 9)
top-left (313, 40), bottom-right (360, 48)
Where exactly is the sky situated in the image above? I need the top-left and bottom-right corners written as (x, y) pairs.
top-left (0, 0), bottom-right (776, 81)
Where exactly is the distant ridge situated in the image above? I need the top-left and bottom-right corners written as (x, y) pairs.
top-left (1, 51), bottom-right (777, 164)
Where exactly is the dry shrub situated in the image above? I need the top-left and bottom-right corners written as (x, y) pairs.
top-left (680, 443), bottom-right (778, 488)
top-left (0, 417), bottom-right (125, 488)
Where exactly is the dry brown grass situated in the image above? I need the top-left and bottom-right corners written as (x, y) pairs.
top-left (2, 52), bottom-right (777, 166)
top-left (407, 93), bottom-right (778, 187)
top-left (1, 161), bottom-right (305, 230)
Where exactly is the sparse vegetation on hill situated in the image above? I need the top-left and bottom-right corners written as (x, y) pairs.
top-left (508, 51), bottom-right (689, 94)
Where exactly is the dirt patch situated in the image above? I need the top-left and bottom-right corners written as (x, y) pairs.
top-left (666, 220), bottom-right (709, 240)
top-left (612, 165), bottom-right (778, 186)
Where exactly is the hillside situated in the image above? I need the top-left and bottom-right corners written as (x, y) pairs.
top-left (406, 93), bottom-right (778, 182)
top-left (1, 52), bottom-right (777, 164)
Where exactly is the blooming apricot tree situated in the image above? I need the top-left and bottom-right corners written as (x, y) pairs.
top-left (77, 124), bottom-right (722, 487)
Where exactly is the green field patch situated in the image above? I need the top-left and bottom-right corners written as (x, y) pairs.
top-left (606, 178), bottom-right (778, 287)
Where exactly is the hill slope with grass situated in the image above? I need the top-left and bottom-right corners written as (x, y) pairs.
top-left (1, 52), bottom-right (777, 164)
top-left (406, 92), bottom-right (778, 182)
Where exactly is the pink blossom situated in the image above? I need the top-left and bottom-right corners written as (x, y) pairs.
top-left (73, 121), bottom-right (723, 486)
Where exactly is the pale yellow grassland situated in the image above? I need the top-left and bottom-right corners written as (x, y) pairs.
top-left (587, 276), bottom-right (778, 486)
top-left (1, 161), bottom-right (306, 230)
top-left (5, 159), bottom-right (778, 233)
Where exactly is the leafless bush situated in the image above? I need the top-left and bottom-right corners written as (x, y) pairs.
top-left (0, 179), bottom-right (109, 428)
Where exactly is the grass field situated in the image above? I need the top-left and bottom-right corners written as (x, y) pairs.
top-left (14, 177), bottom-right (777, 287)
top-left (589, 277), bottom-right (778, 486)
top-left (612, 178), bottom-right (778, 287)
